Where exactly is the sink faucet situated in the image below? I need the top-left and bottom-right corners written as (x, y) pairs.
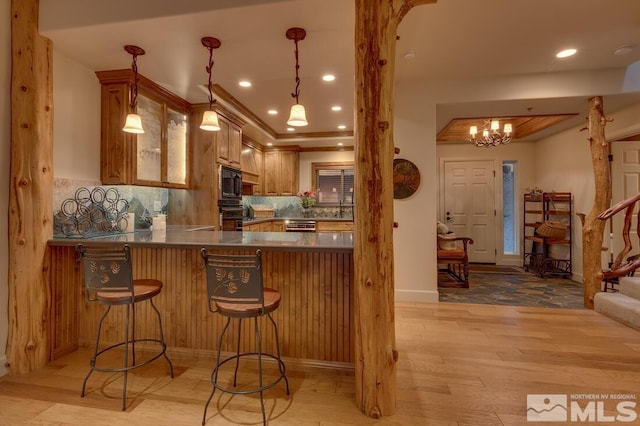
top-left (339, 200), bottom-right (343, 218)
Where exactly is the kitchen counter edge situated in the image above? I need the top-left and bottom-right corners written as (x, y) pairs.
top-left (48, 226), bottom-right (353, 253)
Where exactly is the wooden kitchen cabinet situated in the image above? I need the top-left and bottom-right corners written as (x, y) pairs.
top-left (263, 149), bottom-right (299, 196)
top-left (241, 141), bottom-right (264, 195)
top-left (316, 221), bottom-right (354, 232)
top-left (243, 220), bottom-right (286, 232)
top-left (96, 70), bottom-right (190, 188)
top-left (217, 114), bottom-right (242, 169)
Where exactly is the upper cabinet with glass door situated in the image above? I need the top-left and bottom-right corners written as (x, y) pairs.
top-left (96, 70), bottom-right (190, 188)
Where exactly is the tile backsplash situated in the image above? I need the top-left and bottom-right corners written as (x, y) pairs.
top-left (243, 195), bottom-right (353, 219)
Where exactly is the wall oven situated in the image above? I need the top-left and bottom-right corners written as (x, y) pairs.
top-left (218, 165), bottom-right (243, 231)
top-left (219, 165), bottom-right (242, 200)
top-left (218, 204), bottom-right (243, 231)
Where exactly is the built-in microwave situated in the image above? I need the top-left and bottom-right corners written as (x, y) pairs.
top-left (219, 165), bottom-right (242, 200)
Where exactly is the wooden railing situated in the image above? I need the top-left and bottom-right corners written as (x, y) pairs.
top-left (598, 192), bottom-right (640, 280)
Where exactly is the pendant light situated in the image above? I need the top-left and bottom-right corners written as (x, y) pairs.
top-left (122, 45), bottom-right (146, 134)
top-left (200, 36), bottom-right (222, 131)
top-left (286, 27), bottom-right (308, 127)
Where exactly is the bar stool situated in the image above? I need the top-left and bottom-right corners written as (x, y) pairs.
top-left (76, 244), bottom-right (174, 411)
top-left (200, 248), bottom-right (289, 425)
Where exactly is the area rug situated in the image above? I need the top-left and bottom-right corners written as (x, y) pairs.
top-left (469, 264), bottom-right (525, 274)
top-left (438, 270), bottom-right (585, 309)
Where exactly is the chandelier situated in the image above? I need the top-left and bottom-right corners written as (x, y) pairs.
top-left (469, 119), bottom-right (513, 147)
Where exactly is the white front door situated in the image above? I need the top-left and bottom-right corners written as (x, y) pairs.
top-left (443, 160), bottom-right (496, 263)
top-left (611, 141), bottom-right (640, 261)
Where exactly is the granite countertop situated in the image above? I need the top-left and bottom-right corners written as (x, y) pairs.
top-left (48, 225), bottom-right (353, 252)
top-left (243, 217), bottom-right (354, 225)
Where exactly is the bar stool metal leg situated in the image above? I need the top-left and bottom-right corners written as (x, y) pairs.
top-left (149, 298), bottom-right (174, 376)
top-left (233, 319), bottom-right (242, 387)
top-left (268, 313), bottom-right (290, 395)
top-left (202, 317), bottom-right (232, 425)
top-left (255, 317), bottom-right (266, 425)
top-left (81, 306), bottom-right (111, 398)
top-left (122, 302), bottom-right (131, 411)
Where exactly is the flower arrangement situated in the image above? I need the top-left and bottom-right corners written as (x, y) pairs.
top-left (298, 190), bottom-right (316, 208)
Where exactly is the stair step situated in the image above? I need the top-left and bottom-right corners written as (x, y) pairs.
top-left (619, 276), bottom-right (640, 300)
top-left (594, 292), bottom-right (640, 330)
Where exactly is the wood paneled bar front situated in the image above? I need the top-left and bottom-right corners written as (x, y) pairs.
top-left (48, 228), bottom-right (354, 368)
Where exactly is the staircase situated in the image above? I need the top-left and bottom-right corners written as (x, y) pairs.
top-left (595, 276), bottom-right (640, 330)
top-left (595, 192), bottom-right (640, 329)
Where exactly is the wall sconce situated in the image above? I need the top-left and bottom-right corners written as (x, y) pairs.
top-left (286, 27), bottom-right (308, 127)
top-left (122, 45), bottom-right (145, 134)
top-left (200, 36), bottom-right (222, 131)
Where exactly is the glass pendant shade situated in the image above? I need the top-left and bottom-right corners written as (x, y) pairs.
top-left (123, 113), bottom-right (145, 134)
top-left (200, 110), bottom-right (221, 131)
top-left (287, 104), bottom-right (308, 127)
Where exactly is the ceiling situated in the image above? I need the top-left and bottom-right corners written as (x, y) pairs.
top-left (39, 0), bottom-right (640, 146)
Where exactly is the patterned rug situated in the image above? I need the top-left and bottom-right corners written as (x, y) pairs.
top-left (438, 268), bottom-right (585, 309)
top-left (469, 264), bottom-right (525, 274)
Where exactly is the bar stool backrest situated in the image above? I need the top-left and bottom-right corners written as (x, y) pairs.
top-left (76, 244), bottom-right (134, 302)
top-left (200, 249), bottom-right (264, 313)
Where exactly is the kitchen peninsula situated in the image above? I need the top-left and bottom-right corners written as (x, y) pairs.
top-left (48, 227), bottom-right (354, 367)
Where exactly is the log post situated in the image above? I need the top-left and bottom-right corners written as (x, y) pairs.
top-left (7, 0), bottom-right (54, 374)
top-left (582, 96), bottom-right (611, 308)
top-left (354, 0), bottom-right (436, 418)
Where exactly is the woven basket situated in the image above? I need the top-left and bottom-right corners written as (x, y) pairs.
top-left (537, 221), bottom-right (566, 239)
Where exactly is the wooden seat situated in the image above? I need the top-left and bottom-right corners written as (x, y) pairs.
top-left (437, 235), bottom-right (474, 288)
top-left (76, 244), bottom-right (174, 411)
top-left (200, 248), bottom-right (290, 426)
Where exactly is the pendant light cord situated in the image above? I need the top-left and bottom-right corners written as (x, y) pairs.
top-left (130, 53), bottom-right (139, 110)
top-left (205, 46), bottom-right (216, 110)
top-left (291, 37), bottom-right (301, 104)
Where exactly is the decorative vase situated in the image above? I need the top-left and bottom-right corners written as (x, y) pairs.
top-left (303, 207), bottom-right (310, 218)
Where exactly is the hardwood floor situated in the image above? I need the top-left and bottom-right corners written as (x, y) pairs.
top-left (1, 301), bottom-right (640, 425)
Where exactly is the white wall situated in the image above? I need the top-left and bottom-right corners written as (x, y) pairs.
top-left (53, 50), bottom-right (101, 181)
top-left (299, 150), bottom-right (354, 192)
top-left (393, 86), bottom-right (438, 302)
top-left (1, 0), bottom-right (11, 377)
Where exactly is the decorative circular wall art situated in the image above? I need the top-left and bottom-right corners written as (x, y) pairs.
top-left (393, 158), bottom-right (420, 199)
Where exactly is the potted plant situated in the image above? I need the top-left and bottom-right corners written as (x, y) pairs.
top-left (298, 190), bottom-right (316, 217)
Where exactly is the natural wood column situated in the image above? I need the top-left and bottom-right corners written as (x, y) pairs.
top-left (582, 96), bottom-right (611, 308)
top-left (353, 0), bottom-right (436, 418)
top-left (7, 0), bottom-right (54, 374)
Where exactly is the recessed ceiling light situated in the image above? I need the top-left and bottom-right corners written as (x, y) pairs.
top-left (322, 74), bottom-right (336, 82)
top-left (337, 125), bottom-right (346, 130)
top-left (556, 48), bottom-right (577, 58)
top-left (331, 106), bottom-right (342, 111)
top-left (267, 109), bottom-right (278, 115)
top-left (403, 50), bottom-right (416, 60)
top-left (287, 127), bottom-right (295, 132)
top-left (267, 142), bottom-right (273, 146)
top-left (614, 45), bottom-right (635, 56)
top-left (337, 142), bottom-right (344, 146)
top-left (238, 80), bottom-right (252, 87)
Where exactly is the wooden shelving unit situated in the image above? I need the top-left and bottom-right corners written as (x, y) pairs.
top-left (523, 192), bottom-right (572, 278)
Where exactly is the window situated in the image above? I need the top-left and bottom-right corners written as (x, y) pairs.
top-left (311, 162), bottom-right (355, 205)
top-left (502, 161), bottom-right (518, 255)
